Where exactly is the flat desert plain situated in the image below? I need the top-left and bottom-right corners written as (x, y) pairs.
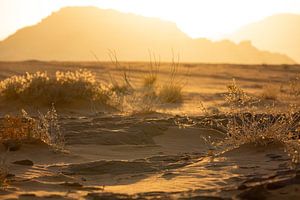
top-left (0, 61), bottom-right (300, 200)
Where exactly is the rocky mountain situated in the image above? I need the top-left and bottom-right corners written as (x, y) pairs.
top-left (0, 7), bottom-right (295, 64)
top-left (230, 14), bottom-right (300, 63)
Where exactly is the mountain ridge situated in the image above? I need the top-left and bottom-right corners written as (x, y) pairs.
top-left (0, 6), bottom-right (295, 64)
top-left (230, 13), bottom-right (300, 63)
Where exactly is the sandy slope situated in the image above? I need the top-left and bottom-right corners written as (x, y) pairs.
top-left (0, 62), bottom-right (300, 199)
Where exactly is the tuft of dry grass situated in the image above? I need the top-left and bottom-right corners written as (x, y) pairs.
top-left (108, 50), bottom-right (134, 95)
top-left (261, 84), bottom-right (280, 100)
top-left (143, 75), bottom-right (157, 89)
top-left (288, 74), bottom-right (300, 97)
top-left (157, 55), bottom-right (184, 104)
top-left (158, 84), bottom-right (183, 103)
top-left (143, 52), bottom-right (160, 89)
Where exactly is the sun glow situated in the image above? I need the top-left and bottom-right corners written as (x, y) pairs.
top-left (0, 0), bottom-right (300, 40)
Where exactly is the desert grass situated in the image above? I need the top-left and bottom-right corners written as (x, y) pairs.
top-left (142, 52), bottom-right (160, 89)
top-left (108, 50), bottom-right (134, 95)
top-left (261, 84), bottom-right (280, 100)
top-left (158, 84), bottom-right (183, 104)
top-left (158, 55), bottom-right (185, 104)
top-left (287, 74), bottom-right (300, 97)
top-left (0, 69), bottom-right (110, 106)
top-left (103, 52), bottom-right (185, 113)
top-left (0, 105), bottom-right (64, 151)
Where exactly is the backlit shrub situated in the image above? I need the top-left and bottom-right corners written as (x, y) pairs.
top-left (0, 69), bottom-right (110, 105)
top-left (0, 106), bottom-right (64, 150)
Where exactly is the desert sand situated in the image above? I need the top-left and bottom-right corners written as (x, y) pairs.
top-left (0, 61), bottom-right (300, 200)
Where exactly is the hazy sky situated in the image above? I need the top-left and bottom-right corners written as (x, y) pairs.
top-left (1, 0), bottom-right (300, 40)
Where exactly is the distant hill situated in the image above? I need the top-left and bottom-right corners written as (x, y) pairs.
top-left (230, 14), bottom-right (300, 63)
top-left (0, 7), bottom-right (295, 64)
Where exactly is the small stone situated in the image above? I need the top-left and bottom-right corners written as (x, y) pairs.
top-left (19, 193), bottom-right (36, 197)
top-left (13, 159), bottom-right (34, 166)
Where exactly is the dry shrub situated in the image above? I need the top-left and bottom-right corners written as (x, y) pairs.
top-left (224, 79), bottom-right (254, 107)
top-left (222, 81), bottom-right (300, 164)
top-left (0, 106), bottom-right (64, 150)
top-left (288, 74), bottom-right (300, 97)
top-left (0, 69), bottom-right (110, 106)
top-left (216, 109), bottom-right (300, 164)
top-left (190, 80), bottom-right (300, 165)
top-left (261, 84), bottom-right (280, 100)
top-left (0, 106), bottom-right (63, 187)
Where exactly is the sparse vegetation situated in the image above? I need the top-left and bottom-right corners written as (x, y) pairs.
top-left (223, 83), bottom-right (299, 164)
top-left (0, 106), bottom-right (63, 187)
top-left (192, 80), bottom-right (300, 164)
top-left (0, 52), bottom-right (187, 115)
top-left (104, 52), bottom-right (185, 113)
top-left (0, 105), bottom-right (64, 150)
top-left (218, 109), bottom-right (300, 164)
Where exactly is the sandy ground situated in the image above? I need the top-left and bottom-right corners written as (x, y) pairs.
top-left (0, 61), bottom-right (300, 199)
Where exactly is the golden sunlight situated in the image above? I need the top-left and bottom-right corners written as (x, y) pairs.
top-left (0, 0), bottom-right (300, 199)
